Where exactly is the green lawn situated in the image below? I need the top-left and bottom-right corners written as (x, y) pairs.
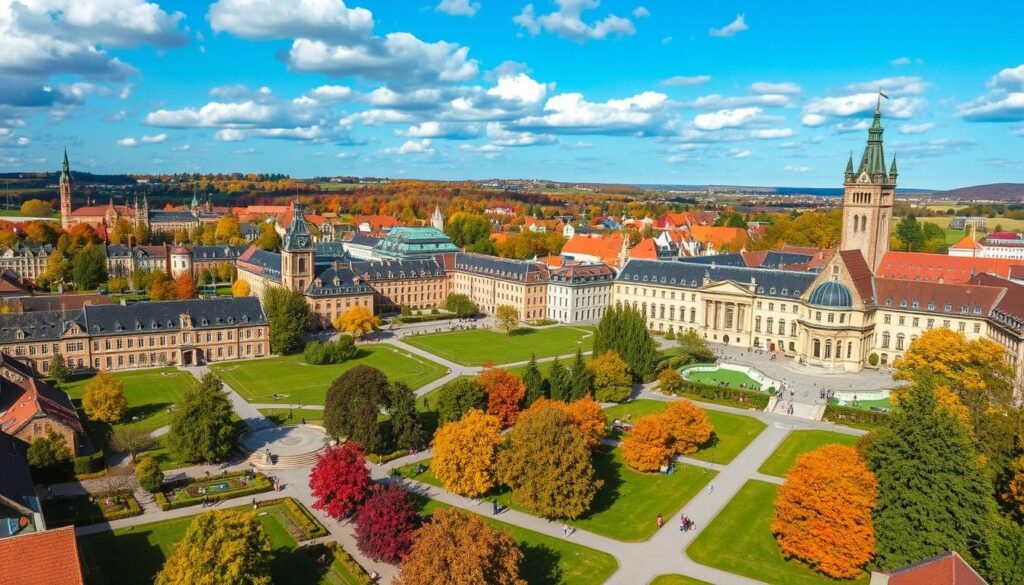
top-left (688, 481), bottom-right (869, 585)
top-left (78, 501), bottom-right (350, 585)
top-left (603, 400), bottom-right (766, 464)
top-left (403, 326), bottom-right (593, 366)
top-left (63, 368), bottom-right (194, 437)
top-left (682, 367), bottom-right (762, 389)
top-left (400, 447), bottom-right (715, 542)
top-left (210, 345), bottom-right (447, 404)
top-left (649, 576), bottom-right (713, 585)
top-left (418, 499), bottom-right (617, 585)
top-left (758, 430), bottom-right (861, 477)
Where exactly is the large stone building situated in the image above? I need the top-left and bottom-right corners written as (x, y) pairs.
top-left (445, 253), bottom-right (550, 321)
top-left (0, 353), bottom-right (85, 456)
top-left (612, 101), bottom-right (1024, 388)
top-left (546, 263), bottom-right (616, 324)
top-left (0, 244), bottom-right (54, 282)
top-left (0, 297), bottom-right (269, 373)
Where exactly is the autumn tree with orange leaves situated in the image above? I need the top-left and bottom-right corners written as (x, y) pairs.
top-left (620, 415), bottom-right (674, 472)
top-left (172, 272), bottom-right (197, 299)
top-left (662, 400), bottom-right (713, 455)
top-left (477, 368), bottom-right (526, 428)
top-left (431, 409), bottom-right (503, 497)
top-left (772, 444), bottom-right (877, 579)
top-left (528, 396), bottom-right (606, 451)
top-left (396, 509), bottom-right (525, 585)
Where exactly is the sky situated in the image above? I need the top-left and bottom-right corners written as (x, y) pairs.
top-left (2, 0), bottom-right (1024, 189)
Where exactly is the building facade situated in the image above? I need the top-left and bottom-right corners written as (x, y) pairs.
top-left (0, 244), bottom-right (54, 282)
top-left (0, 297), bottom-right (269, 374)
top-left (447, 253), bottom-right (549, 321)
top-left (546, 263), bottom-right (615, 324)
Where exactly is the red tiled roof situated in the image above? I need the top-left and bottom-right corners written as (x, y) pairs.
top-left (0, 526), bottom-right (85, 585)
top-left (353, 215), bottom-right (400, 230)
top-left (839, 250), bottom-right (876, 303)
top-left (950, 235), bottom-right (982, 250)
top-left (689, 226), bottom-right (748, 249)
top-left (742, 250), bottom-right (769, 267)
top-left (970, 273), bottom-right (1024, 328)
top-left (873, 278), bottom-right (1005, 315)
top-left (536, 255), bottom-right (565, 267)
top-left (885, 551), bottom-right (987, 585)
top-left (628, 238), bottom-right (659, 260)
top-left (0, 354), bottom-right (84, 438)
top-left (562, 233), bottom-right (624, 266)
top-left (877, 251), bottom-right (1024, 283)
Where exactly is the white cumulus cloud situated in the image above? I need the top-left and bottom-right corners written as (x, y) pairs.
top-left (514, 0), bottom-right (635, 42)
top-left (436, 0), bottom-right (481, 16)
top-left (693, 107), bottom-right (762, 131)
top-left (661, 75), bottom-right (712, 87)
top-left (116, 137), bottom-right (137, 147)
top-left (709, 14), bottom-right (747, 38)
top-left (899, 122), bottom-right (935, 135)
top-left (141, 133), bottom-right (167, 143)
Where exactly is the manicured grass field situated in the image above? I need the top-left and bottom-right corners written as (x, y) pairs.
top-left (259, 408), bottom-right (326, 426)
top-left (688, 481), bottom-right (869, 585)
top-left (758, 430), bottom-right (861, 477)
top-left (403, 326), bottom-right (593, 366)
top-left (400, 447), bottom-right (715, 542)
top-left (210, 345), bottom-right (447, 404)
top-left (418, 499), bottom-right (618, 585)
top-left (603, 400), bottom-right (766, 464)
top-left (682, 367), bottom-right (762, 389)
top-left (649, 576), bottom-right (712, 585)
top-left (63, 368), bottom-right (194, 437)
top-left (78, 502), bottom-right (349, 585)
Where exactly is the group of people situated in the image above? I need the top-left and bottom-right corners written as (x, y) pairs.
top-left (654, 513), bottom-right (695, 532)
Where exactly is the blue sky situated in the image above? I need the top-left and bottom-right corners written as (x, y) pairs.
top-left (2, 0), bottom-right (1023, 188)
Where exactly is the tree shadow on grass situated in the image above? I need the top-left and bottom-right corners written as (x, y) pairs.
top-left (124, 402), bottom-right (172, 423)
top-left (576, 448), bottom-right (623, 520)
top-left (270, 545), bottom-right (328, 585)
top-left (508, 327), bottom-right (537, 337)
top-left (79, 530), bottom-right (169, 585)
top-left (700, 431), bottom-right (721, 451)
top-left (518, 542), bottom-right (563, 585)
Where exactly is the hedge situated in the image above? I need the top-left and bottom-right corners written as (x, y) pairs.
top-left (824, 404), bottom-right (891, 429)
top-left (279, 497), bottom-right (328, 540)
top-left (394, 313), bottom-right (454, 324)
top-left (323, 541), bottom-right (374, 585)
top-left (675, 379), bottom-right (770, 409)
top-left (73, 451), bottom-right (106, 475)
top-left (155, 472), bottom-right (273, 511)
top-left (43, 490), bottom-right (142, 527)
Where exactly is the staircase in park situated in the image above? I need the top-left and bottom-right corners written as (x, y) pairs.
top-left (765, 396), bottom-right (824, 421)
top-left (247, 448), bottom-right (325, 470)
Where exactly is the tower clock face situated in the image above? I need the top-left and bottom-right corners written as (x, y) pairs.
top-left (297, 236), bottom-right (309, 247)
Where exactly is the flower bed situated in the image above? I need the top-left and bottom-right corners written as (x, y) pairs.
top-left (261, 497), bottom-right (329, 541)
top-left (42, 490), bottom-right (142, 527)
top-left (674, 380), bottom-right (770, 410)
top-left (303, 541), bottom-right (374, 585)
top-left (155, 471), bottom-right (272, 511)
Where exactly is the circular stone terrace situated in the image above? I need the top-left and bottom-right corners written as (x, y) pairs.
top-left (238, 425), bottom-right (329, 469)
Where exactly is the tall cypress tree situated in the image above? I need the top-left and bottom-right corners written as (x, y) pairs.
top-left (521, 354), bottom-right (546, 406)
top-left (568, 348), bottom-right (592, 400)
top-left (593, 304), bottom-right (658, 382)
top-left (866, 376), bottom-right (995, 570)
top-left (388, 382), bottom-right (423, 452)
top-left (548, 356), bottom-right (570, 402)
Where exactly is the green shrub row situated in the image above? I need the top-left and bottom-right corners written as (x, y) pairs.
top-left (44, 491), bottom-right (142, 527)
top-left (279, 497), bottom-right (329, 540)
top-left (824, 404), bottom-right (891, 429)
top-left (676, 379), bottom-right (771, 409)
top-left (323, 541), bottom-right (374, 585)
top-left (155, 472), bottom-right (273, 511)
top-left (73, 451), bottom-right (105, 475)
top-left (394, 313), bottom-right (452, 324)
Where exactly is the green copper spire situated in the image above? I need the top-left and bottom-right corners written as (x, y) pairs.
top-left (889, 156), bottom-right (898, 177)
top-left (60, 148), bottom-right (71, 183)
top-left (857, 93), bottom-right (888, 179)
top-left (190, 186), bottom-right (199, 208)
top-left (845, 152), bottom-right (854, 176)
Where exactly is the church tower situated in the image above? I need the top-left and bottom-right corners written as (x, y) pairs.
top-left (281, 202), bottom-right (314, 292)
top-left (59, 149), bottom-right (73, 229)
top-left (431, 205), bottom-right (444, 230)
top-left (840, 95), bottom-right (896, 272)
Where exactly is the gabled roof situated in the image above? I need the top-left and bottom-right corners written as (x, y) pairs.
top-left (628, 238), bottom-right (659, 260)
top-left (839, 249), bottom-right (876, 303)
top-left (452, 253), bottom-right (548, 283)
top-left (874, 278), bottom-right (1004, 316)
top-left (689, 225), bottom-right (748, 249)
top-left (0, 353), bottom-right (83, 437)
top-left (238, 246), bottom-right (282, 279)
top-left (950, 235), bottom-right (982, 251)
top-left (0, 526), bottom-right (86, 585)
top-left (883, 551), bottom-right (987, 585)
top-left (561, 233), bottom-right (624, 265)
top-left (970, 273), bottom-right (1024, 333)
top-left (617, 259), bottom-right (816, 299)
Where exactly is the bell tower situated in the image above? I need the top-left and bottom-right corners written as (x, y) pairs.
top-left (59, 149), bottom-right (73, 229)
top-left (840, 94), bottom-right (896, 272)
top-left (281, 202), bottom-right (314, 292)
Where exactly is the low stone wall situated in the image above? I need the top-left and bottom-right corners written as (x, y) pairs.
top-left (680, 362), bottom-right (781, 392)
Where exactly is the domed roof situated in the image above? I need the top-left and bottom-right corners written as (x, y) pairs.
top-left (808, 280), bottom-right (853, 308)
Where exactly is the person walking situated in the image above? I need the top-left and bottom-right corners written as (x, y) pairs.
top-left (562, 523), bottom-right (569, 537)
top-left (656, 514), bottom-right (663, 528)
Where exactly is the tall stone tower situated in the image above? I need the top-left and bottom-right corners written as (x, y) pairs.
top-left (840, 96), bottom-right (896, 271)
top-left (59, 149), bottom-right (73, 229)
top-left (431, 205), bottom-right (444, 230)
top-left (281, 202), bottom-right (314, 292)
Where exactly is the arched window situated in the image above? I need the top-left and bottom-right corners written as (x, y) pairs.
top-left (813, 338), bottom-right (821, 358)
top-left (882, 332), bottom-right (890, 348)
top-left (896, 333), bottom-right (905, 351)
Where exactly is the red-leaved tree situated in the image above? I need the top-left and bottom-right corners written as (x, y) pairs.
top-left (309, 442), bottom-right (372, 519)
top-left (477, 368), bottom-right (526, 428)
top-left (356, 485), bottom-right (419, 563)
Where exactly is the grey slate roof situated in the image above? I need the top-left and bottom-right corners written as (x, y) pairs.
top-left (346, 233), bottom-right (381, 247)
top-left (79, 297), bottom-right (267, 335)
top-left (190, 245), bottom-right (247, 261)
top-left (149, 210), bottom-right (197, 223)
top-left (453, 252), bottom-right (548, 283)
top-left (306, 266), bottom-right (375, 297)
top-left (0, 311), bottom-right (75, 344)
top-left (617, 259), bottom-right (815, 299)
top-left (348, 258), bottom-right (444, 281)
top-left (0, 432), bottom-right (36, 517)
top-left (676, 254), bottom-right (747, 267)
top-left (238, 248), bottom-right (282, 279)
top-left (314, 242), bottom-right (348, 262)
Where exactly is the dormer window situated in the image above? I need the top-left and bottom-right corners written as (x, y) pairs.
top-left (912, 301), bottom-right (920, 309)
top-left (900, 300), bottom-right (908, 308)
top-left (928, 302), bottom-right (936, 311)
top-left (944, 303), bottom-right (952, 313)
top-left (15, 330), bottom-right (24, 340)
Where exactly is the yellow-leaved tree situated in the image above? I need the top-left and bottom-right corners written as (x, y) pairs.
top-left (662, 399), bottom-right (713, 455)
top-left (155, 510), bottom-right (272, 585)
top-left (620, 415), bottom-right (673, 472)
top-left (334, 306), bottom-right (379, 339)
top-left (82, 372), bottom-right (127, 423)
top-left (231, 278), bottom-right (251, 297)
top-left (431, 409), bottom-right (503, 497)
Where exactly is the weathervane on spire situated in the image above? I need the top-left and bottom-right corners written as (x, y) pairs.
top-left (876, 88), bottom-right (889, 114)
